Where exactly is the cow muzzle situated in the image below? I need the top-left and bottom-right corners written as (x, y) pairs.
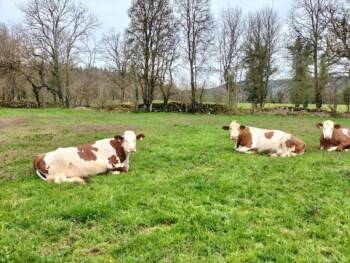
top-left (230, 136), bottom-right (238, 141)
top-left (129, 148), bottom-right (137, 153)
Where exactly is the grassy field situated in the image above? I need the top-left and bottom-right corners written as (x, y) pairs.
top-left (0, 109), bottom-right (350, 262)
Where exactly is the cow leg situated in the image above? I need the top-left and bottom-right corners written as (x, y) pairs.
top-left (236, 147), bottom-right (255, 154)
top-left (337, 143), bottom-right (350, 152)
top-left (64, 177), bottom-right (86, 184)
top-left (53, 174), bottom-right (85, 184)
top-left (328, 146), bottom-right (338, 152)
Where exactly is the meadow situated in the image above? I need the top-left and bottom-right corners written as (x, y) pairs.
top-left (0, 108), bottom-right (349, 262)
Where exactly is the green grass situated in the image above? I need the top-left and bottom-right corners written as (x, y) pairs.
top-left (1, 108), bottom-right (350, 262)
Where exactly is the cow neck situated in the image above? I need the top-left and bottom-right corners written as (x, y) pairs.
top-left (237, 126), bottom-right (253, 148)
top-left (110, 139), bottom-right (127, 164)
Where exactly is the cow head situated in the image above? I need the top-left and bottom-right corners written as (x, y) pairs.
top-left (222, 120), bottom-right (243, 140)
top-left (316, 120), bottom-right (341, 139)
top-left (115, 130), bottom-right (145, 153)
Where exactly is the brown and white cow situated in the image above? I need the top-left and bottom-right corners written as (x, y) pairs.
top-left (316, 120), bottom-right (350, 152)
top-left (33, 130), bottom-right (145, 184)
top-left (222, 121), bottom-right (306, 157)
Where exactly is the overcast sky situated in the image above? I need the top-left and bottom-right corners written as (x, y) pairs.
top-left (0, 0), bottom-right (292, 36)
top-left (0, 0), bottom-right (294, 81)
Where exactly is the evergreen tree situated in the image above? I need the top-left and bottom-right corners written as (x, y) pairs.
top-left (288, 36), bottom-right (312, 108)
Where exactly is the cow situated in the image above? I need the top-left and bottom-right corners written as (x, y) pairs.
top-left (33, 130), bottom-right (145, 184)
top-left (316, 120), bottom-right (350, 152)
top-left (222, 120), bottom-right (306, 157)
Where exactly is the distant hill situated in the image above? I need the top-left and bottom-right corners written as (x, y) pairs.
top-left (200, 77), bottom-right (350, 104)
top-left (201, 79), bottom-right (291, 104)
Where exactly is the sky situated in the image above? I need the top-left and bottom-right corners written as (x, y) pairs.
top-left (0, 0), bottom-right (292, 37)
top-left (0, 0), bottom-right (294, 81)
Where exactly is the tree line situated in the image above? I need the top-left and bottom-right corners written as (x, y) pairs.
top-left (0, 0), bottom-right (350, 112)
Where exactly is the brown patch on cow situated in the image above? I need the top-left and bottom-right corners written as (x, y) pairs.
top-left (110, 139), bottom-right (126, 163)
top-left (320, 136), bottom-right (336, 150)
top-left (286, 135), bottom-right (306, 154)
top-left (33, 154), bottom-right (49, 177)
top-left (77, 143), bottom-right (98, 161)
top-left (108, 154), bottom-right (119, 167)
top-left (237, 127), bottom-right (253, 148)
top-left (264, 131), bottom-right (274, 139)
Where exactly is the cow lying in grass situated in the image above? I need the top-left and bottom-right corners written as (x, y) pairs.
top-left (33, 130), bottom-right (145, 184)
top-left (222, 121), bottom-right (306, 157)
top-left (317, 120), bottom-right (350, 152)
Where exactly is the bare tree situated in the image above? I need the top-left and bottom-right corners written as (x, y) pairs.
top-left (0, 24), bottom-right (22, 101)
top-left (217, 6), bottom-right (243, 110)
top-left (0, 23), bottom-right (53, 107)
top-left (127, 0), bottom-right (175, 112)
top-left (176, 0), bottom-right (214, 112)
top-left (327, 1), bottom-right (350, 71)
top-left (19, 0), bottom-right (99, 107)
top-left (290, 0), bottom-right (329, 111)
top-left (158, 45), bottom-right (178, 111)
top-left (102, 31), bottom-right (130, 103)
top-left (244, 8), bottom-right (280, 109)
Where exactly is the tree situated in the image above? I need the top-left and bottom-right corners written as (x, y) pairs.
top-left (19, 0), bottom-right (98, 107)
top-left (217, 6), bottom-right (243, 110)
top-left (127, 0), bottom-right (176, 112)
top-left (102, 31), bottom-right (130, 103)
top-left (343, 86), bottom-right (350, 113)
top-left (158, 42), bottom-right (179, 111)
top-left (327, 1), bottom-right (350, 62)
top-left (176, 0), bottom-right (214, 112)
top-left (0, 24), bottom-right (23, 102)
top-left (290, 0), bottom-right (329, 111)
top-left (288, 36), bottom-right (312, 108)
top-left (244, 8), bottom-right (279, 109)
top-left (0, 23), bottom-right (51, 107)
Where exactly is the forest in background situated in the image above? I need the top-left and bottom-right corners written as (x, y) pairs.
top-left (1, 0), bottom-right (350, 113)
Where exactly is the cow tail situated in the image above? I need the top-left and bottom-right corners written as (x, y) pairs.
top-left (33, 155), bottom-right (48, 181)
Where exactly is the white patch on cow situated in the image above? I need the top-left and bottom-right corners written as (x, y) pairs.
top-left (122, 130), bottom-right (138, 153)
top-left (328, 146), bottom-right (338, 152)
top-left (228, 121), bottom-right (241, 140)
top-left (320, 120), bottom-right (335, 139)
top-left (342, 129), bottom-right (350, 137)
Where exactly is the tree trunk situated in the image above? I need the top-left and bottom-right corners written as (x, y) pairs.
top-left (227, 80), bottom-right (237, 111)
top-left (314, 49), bottom-right (322, 111)
top-left (32, 86), bottom-right (41, 108)
top-left (163, 96), bottom-right (169, 112)
top-left (52, 55), bottom-right (64, 107)
top-left (120, 88), bottom-right (125, 104)
top-left (190, 60), bottom-right (196, 112)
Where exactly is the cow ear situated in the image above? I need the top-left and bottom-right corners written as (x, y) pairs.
top-left (316, 122), bottom-right (323, 128)
top-left (114, 135), bottom-right (124, 142)
top-left (222, 126), bottom-right (229, 131)
top-left (334, 124), bottom-right (341, 129)
top-left (137, 134), bottom-right (145, 141)
top-left (240, 125), bottom-right (246, 130)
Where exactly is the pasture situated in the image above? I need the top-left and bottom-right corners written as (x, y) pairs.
top-left (0, 108), bottom-right (350, 262)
